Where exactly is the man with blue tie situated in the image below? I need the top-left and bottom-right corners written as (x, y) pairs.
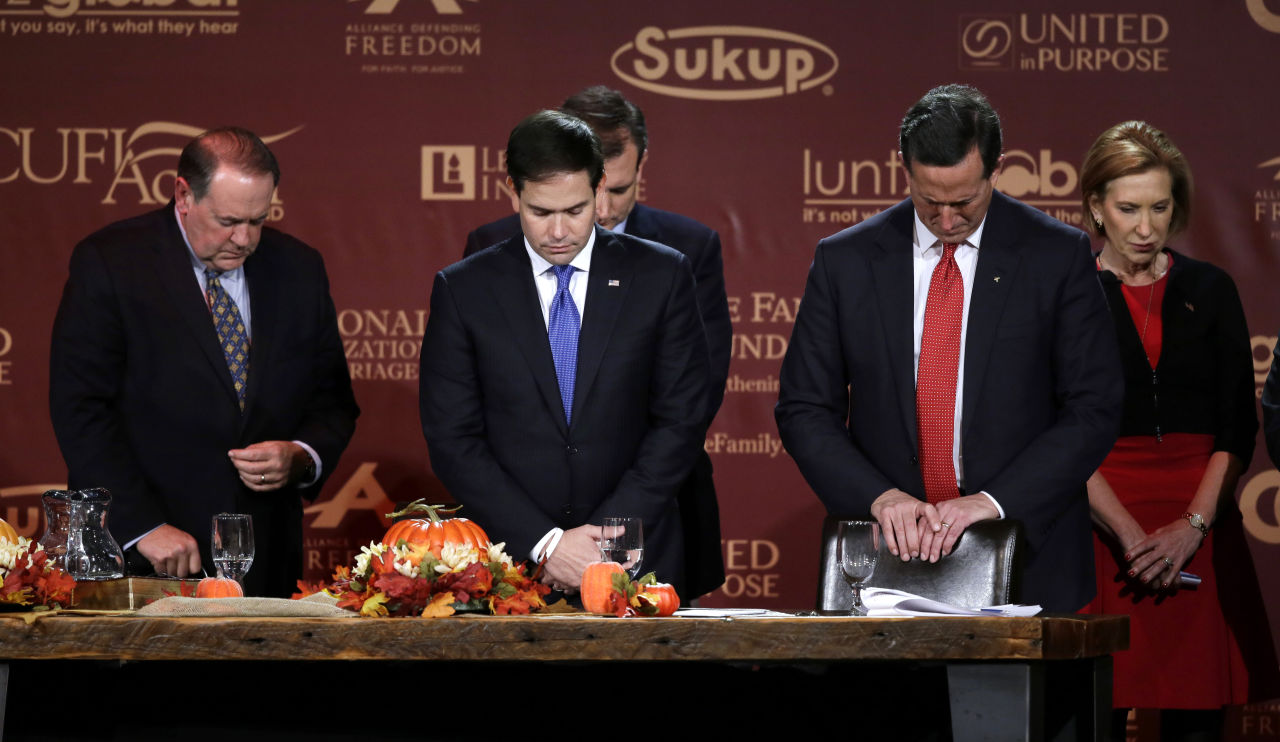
top-left (420, 110), bottom-right (709, 595)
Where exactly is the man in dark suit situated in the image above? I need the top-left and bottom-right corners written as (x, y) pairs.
top-left (775, 85), bottom-right (1122, 611)
top-left (421, 111), bottom-right (709, 595)
top-left (462, 86), bottom-right (729, 598)
top-left (49, 127), bottom-right (359, 597)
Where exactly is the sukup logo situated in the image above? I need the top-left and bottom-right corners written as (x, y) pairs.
top-left (354, 0), bottom-right (474, 14)
top-left (610, 26), bottom-right (838, 101)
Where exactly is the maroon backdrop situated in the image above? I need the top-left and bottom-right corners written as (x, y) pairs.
top-left (3, 0), bottom-right (1279, 727)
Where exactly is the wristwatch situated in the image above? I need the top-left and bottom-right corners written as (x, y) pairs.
top-left (1183, 512), bottom-right (1208, 535)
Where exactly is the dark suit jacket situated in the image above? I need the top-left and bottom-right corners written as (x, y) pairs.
top-left (49, 204), bottom-right (359, 597)
top-left (463, 203), bottom-right (730, 597)
top-left (775, 192), bottom-right (1122, 612)
top-left (421, 228), bottom-right (710, 596)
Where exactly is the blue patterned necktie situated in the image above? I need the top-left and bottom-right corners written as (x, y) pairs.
top-left (205, 269), bottom-right (251, 411)
top-left (547, 264), bottom-right (580, 424)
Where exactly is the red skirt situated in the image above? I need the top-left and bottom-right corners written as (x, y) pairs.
top-left (1083, 434), bottom-right (1250, 709)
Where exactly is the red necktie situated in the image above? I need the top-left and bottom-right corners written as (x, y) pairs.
top-left (917, 242), bottom-right (963, 503)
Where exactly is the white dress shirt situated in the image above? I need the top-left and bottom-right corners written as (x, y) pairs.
top-left (524, 229), bottom-right (597, 562)
top-left (910, 211), bottom-right (1004, 517)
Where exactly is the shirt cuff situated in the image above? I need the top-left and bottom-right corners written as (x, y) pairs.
top-left (293, 440), bottom-right (322, 487)
top-left (123, 524), bottom-right (164, 552)
top-left (978, 491), bottom-right (1005, 519)
top-left (531, 528), bottom-right (565, 563)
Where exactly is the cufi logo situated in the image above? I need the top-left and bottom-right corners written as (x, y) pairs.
top-left (611, 26), bottom-right (838, 101)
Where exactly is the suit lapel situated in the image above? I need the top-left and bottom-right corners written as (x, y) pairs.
top-left (490, 238), bottom-right (570, 436)
top-left (623, 203), bottom-right (659, 243)
top-left (242, 253), bottom-right (277, 420)
top-left (153, 206), bottom-right (240, 408)
top-left (573, 228), bottom-right (632, 427)
top-left (961, 192), bottom-right (1021, 438)
top-left (870, 203), bottom-right (919, 449)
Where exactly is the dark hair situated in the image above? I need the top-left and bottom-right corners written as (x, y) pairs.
top-left (506, 110), bottom-right (604, 193)
top-left (899, 84), bottom-right (1002, 177)
top-left (1079, 120), bottom-right (1192, 238)
top-left (177, 126), bottom-right (280, 200)
top-left (561, 85), bottom-right (647, 162)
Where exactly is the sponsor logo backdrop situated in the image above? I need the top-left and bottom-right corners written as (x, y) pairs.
top-left (3, 0), bottom-right (1279, 711)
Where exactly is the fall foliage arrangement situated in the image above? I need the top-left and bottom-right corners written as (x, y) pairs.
top-left (0, 518), bottom-right (76, 609)
top-left (299, 501), bottom-right (550, 617)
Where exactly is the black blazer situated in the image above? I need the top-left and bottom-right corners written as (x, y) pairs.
top-left (49, 205), bottom-right (359, 597)
top-left (463, 203), bottom-right (731, 597)
top-left (1097, 249), bottom-right (1256, 464)
top-left (421, 228), bottom-right (710, 596)
top-left (776, 191), bottom-right (1123, 611)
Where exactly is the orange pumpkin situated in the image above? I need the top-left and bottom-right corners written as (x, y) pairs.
top-left (0, 517), bottom-right (18, 544)
top-left (581, 561), bottom-right (626, 615)
top-left (382, 500), bottom-right (490, 566)
top-left (637, 582), bottom-right (680, 617)
top-left (196, 577), bottom-right (244, 598)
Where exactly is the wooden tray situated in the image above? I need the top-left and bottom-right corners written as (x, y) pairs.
top-left (72, 576), bottom-right (201, 611)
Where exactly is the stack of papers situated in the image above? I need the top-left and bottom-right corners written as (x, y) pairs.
top-left (862, 588), bottom-right (1042, 617)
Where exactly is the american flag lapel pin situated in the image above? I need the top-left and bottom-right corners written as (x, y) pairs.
top-left (608, 279), bottom-right (621, 287)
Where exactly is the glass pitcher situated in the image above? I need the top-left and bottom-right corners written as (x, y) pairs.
top-left (39, 489), bottom-right (73, 569)
top-left (64, 488), bottom-right (125, 581)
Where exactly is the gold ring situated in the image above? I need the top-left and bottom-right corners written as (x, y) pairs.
top-left (941, 522), bottom-right (952, 528)
top-left (260, 474), bottom-right (266, 484)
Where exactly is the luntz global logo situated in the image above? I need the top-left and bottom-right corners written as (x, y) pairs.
top-left (610, 26), bottom-right (838, 101)
top-left (1247, 0), bottom-right (1280, 32)
top-left (0, 122), bottom-right (300, 213)
top-left (800, 147), bottom-right (1083, 228)
top-left (958, 13), bottom-right (1170, 72)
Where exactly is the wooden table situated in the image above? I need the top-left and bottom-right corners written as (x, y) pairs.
top-left (0, 612), bottom-right (1127, 741)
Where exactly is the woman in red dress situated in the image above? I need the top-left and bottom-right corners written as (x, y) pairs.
top-left (1079, 121), bottom-right (1258, 741)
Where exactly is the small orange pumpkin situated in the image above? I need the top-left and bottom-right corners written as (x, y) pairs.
top-left (637, 581), bottom-right (680, 617)
top-left (0, 517), bottom-right (18, 544)
top-left (196, 577), bottom-right (244, 598)
top-left (581, 561), bottom-right (626, 615)
top-left (382, 500), bottom-right (490, 567)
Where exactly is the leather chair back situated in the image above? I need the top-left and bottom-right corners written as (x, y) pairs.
top-left (816, 517), bottom-right (1023, 612)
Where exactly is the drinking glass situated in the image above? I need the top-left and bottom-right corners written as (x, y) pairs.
top-left (211, 513), bottom-right (255, 586)
top-left (838, 520), bottom-right (880, 615)
top-left (599, 517), bottom-right (644, 578)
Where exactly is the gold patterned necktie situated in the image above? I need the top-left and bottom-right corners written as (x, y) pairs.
top-left (204, 269), bottom-right (250, 411)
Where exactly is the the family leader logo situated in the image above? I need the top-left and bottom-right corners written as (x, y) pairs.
top-left (355, 0), bottom-right (476, 14)
top-left (611, 26), bottom-right (838, 101)
top-left (1247, 0), bottom-right (1280, 32)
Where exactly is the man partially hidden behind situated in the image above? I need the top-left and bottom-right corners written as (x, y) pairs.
top-left (463, 86), bottom-right (730, 599)
top-left (50, 127), bottom-right (359, 597)
top-left (422, 110), bottom-right (709, 596)
top-left (776, 85), bottom-right (1122, 612)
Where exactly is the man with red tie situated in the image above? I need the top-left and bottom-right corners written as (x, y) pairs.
top-left (775, 84), bottom-right (1122, 611)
